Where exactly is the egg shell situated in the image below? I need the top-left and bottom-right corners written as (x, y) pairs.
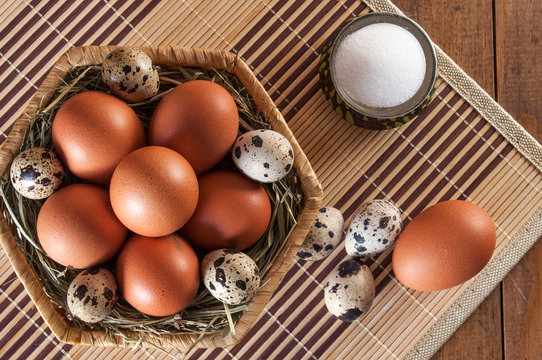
top-left (232, 129), bottom-right (294, 183)
top-left (392, 200), bottom-right (496, 291)
top-left (149, 80), bottom-right (239, 174)
top-left (297, 207), bottom-right (344, 261)
top-left (324, 258), bottom-right (375, 322)
top-left (181, 170), bottom-right (271, 251)
top-left (37, 183), bottom-right (128, 269)
top-left (10, 147), bottom-right (63, 199)
top-left (52, 91), bottom-right (146, 185)
top-left (201, 249), bottom-right (260, 305)
top-left (116, 234), bottom-right (200, 317)
top-left (102, 48), bottom-right (160, 103)
top-left (67, 267), bottom-right (118, 323)
top-left (345, 199), bottom-right (402, 257)
top-left (109, 146), bottom-right (198, 237)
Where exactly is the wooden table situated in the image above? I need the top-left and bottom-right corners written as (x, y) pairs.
top-left (392, 1), bottom-right (542, 359)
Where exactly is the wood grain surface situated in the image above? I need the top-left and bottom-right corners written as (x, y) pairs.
top-left (393, 1), bottom-right (542, 359)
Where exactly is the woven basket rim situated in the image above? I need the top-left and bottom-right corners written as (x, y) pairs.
top-left (0, 45), bottom-right (323, 350)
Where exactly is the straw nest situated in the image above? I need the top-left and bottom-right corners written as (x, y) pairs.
top-left (0, 62), bottom-right (304, 347)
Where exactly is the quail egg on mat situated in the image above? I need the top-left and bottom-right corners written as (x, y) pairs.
top-left (232, 129), bottom-right (294, 183)
top-left (67, 267), bottom-right (118, 323)
top-left (201, 249), bottom-right (260, 305)
top-left (10, 147), bottom-right (63, 199)
top-left (297, 207), bottom-right (344, 261)
top-left (102, 48), bottom-right (159, 103)
top-left (324, 258), bottom-right (375, 322)
top-left (345, 199), bottom-right (403, 257)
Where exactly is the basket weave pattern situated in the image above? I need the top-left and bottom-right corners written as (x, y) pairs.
top-left (0, 46), bottom-right (323, 349)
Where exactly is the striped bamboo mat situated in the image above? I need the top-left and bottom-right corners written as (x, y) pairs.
top-left (1, 1), bottom-right (541, 359)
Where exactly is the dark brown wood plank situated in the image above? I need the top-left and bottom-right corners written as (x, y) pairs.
top-left (495, 0), bottom-right (542, 127)
top-left (393, 0), bottom-right (496, 95)
top-left (429, 290), bottom-right (503, 360)
top-left (495, 2), bottom-right (542, 358)
top-left (436, 288), bottom-right (503, 360)
top-left (392, 1), bottom-right (504, 359)
top-left (502, 238), bottom-right (542, 360)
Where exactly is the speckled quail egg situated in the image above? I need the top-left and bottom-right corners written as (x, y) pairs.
top-left (10, 147), bottom-right (63, 199)
top-left (67, 267), bottom-right (118, 323)
top-left (102, 48), bottom-right (159, 103)
top-left (324, 258), bottom-right (375, 322)
top-left (297, 207), bottom-right (344, 261)
top-left (232, 129), bottom-right (294, 183)
top-left (201, 249), bottom-right (260, 305)
top-left (345, 199), bottom-right (403, 257)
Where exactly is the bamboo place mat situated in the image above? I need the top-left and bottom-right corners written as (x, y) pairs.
top-left (1, 1), bottom-right (541, 359)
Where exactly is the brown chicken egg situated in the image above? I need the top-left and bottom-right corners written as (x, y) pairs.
top-left (52, 91), bottom-right (146, 185)
top-left (148, 80), bottom-right (239, 174)
top-left (181, 170), bottom-right (271, 251)
top-left (37, 183), bottom-right (128, 269)
top-left (392, 200), bottom-right (496, 291)
top-left (109, 146), bottom-right (198, 237)
top-left (116, 234), bottom-right (200, 317)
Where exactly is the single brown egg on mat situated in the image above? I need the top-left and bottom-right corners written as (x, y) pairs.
top-left (392, 200), bottom-right (496, 291)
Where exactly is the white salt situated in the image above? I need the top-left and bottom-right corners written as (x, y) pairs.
top-left (333, 22), bottom-right (426, 108)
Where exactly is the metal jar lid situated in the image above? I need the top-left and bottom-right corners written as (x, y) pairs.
top-left (329, 12), bottom-right (438, 119)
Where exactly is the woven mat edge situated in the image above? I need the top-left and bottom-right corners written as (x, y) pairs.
top-left (362, 0), bottom-right (542, 359)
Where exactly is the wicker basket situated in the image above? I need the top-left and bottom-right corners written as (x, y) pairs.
top-left (0, 46), bottom-right (323, 349)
